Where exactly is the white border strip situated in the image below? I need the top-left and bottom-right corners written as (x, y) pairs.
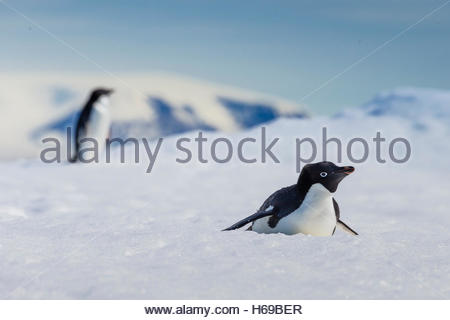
top-left (0, 300), bottom-right (449, 320)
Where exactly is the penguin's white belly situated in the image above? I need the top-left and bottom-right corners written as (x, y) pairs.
top-left (252, 184), bottom-right (337, 236)
top-left (82, 104), bottom-right (111, 154)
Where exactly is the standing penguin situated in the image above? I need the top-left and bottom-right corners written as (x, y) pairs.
top-left (223, 161), bottom-right (358, 236)
top-left (70, 88), bottom-right (114, 162)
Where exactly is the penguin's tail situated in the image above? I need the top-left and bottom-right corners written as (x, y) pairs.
top-left (222, 209), bottom-right (274, 231)
top-left (337, 219), bottom-right (358, 235)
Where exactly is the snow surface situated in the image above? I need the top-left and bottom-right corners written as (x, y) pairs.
top-left (0, 87), bottom-right (450, 299)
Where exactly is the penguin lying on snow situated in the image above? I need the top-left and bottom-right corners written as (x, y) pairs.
top-left (223, 161), bottom-right (358, 236)
top-left (70, 88), bottom-right (114, 162)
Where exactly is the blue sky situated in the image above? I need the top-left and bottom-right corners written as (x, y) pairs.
top-left (1, 0), bottom-right (449, 114)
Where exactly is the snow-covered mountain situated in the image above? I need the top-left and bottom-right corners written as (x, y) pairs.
top-left (335, 87), bottom-right (450, 123)
top-left (362, 87), bottom-right (450, 120)
top-left (0, 73), bottom-right (307, 160)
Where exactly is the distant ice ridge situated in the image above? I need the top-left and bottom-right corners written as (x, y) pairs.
top-left (336, 87), bottom-right (450, 122)
top-left (0, 73), bottom-right (307, 159)
top-left (363, 87), bottom-right (450, 120)
top-left (1, 72), bottom-right (450, 161)
top-left (110, 95), bottom-right (306, 140)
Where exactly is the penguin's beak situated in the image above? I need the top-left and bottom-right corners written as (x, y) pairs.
top-left (336, 166), bottom-right (355, 175)
top-left (106, 88), bottom-right (114, 95)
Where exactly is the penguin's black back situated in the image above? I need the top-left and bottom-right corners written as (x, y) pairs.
top-left (71, 88), bottom-right (110, 162)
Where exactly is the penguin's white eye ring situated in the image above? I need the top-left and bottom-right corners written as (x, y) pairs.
top-left (320, 172), bottom-right (327, 177)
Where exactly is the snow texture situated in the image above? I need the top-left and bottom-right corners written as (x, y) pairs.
top-left (0, 85), bottom-right (449, 299)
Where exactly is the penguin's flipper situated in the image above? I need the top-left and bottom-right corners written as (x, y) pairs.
top-left (337, 219), bottom-right (358, 236)
top-left (222, 209), bottom-right (276, 231)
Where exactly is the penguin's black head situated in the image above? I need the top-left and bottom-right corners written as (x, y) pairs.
top-left (297, 161), bottom-right (354, 193)
top-left (89, 88), bottom-right (114, 102)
